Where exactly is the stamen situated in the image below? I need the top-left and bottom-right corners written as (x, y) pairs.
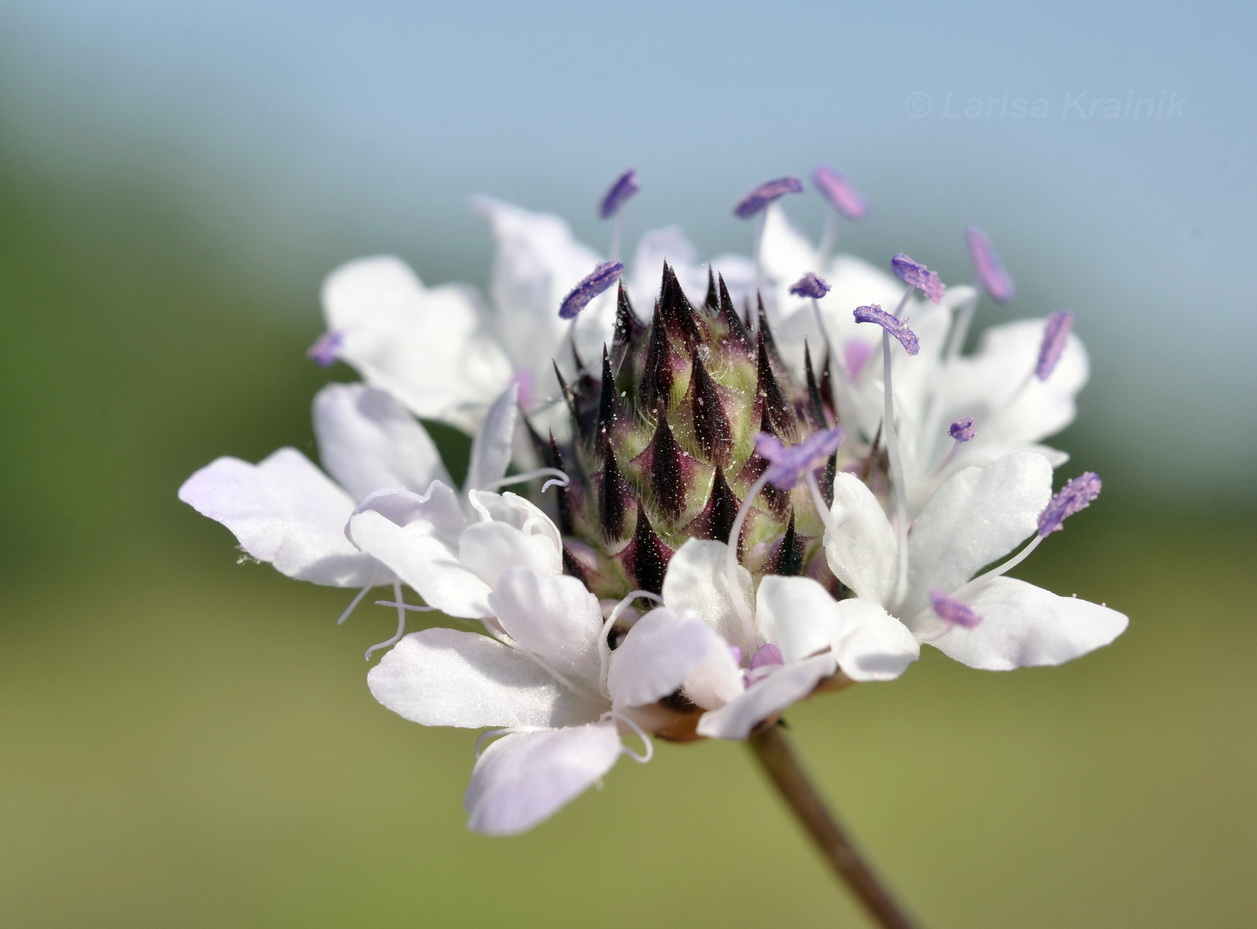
top-left (931, 417), bottom-right (977, 474)
top-left (604, 710), bottom-right (654, 763)
top-left (363, 580), bottom-right (410, 661)
top-left (853, 305), bottom-right (920, 355)
top-left (928, 590), bottom-right (983, 628)
top-left (600, 169), bottom-right (639, 262)
top-left (890, 253), bottom-right (945, 304)
top-left (482, 467), bottom-right (572, 494)
top-left (754, 427), bottom-right (845, 490)
top-left (789, 273), bottom-right (831, 299)
top-left (949, 417), bottom-right (976, 443)
top-left (965, 226), bottom-right (1015, 304)
top-left (335, 583), bottom-right (373, 626)
top-left (599, 168), bottom-right (639, 220)
top-left (1035, 310), bottom-right (1074, 381)
top-left (559, 261), bottom-right (624, 320)
top-left (1038, 472), bottom-right (1101, 536)
top-left (307, 330), bottom-right (344, 367)
top-left (852, 311), bottom-right (917, 602)
top-left (960, 472), bottom-right (1103, 592)
top-left (735, 176), bottom-right (803, 294)
top-left (726, 470), bottom-right (771, 646)
top-left (812, 164), bottom-right (868, 221)
top-left (733, 176), bottom-right (805, 219)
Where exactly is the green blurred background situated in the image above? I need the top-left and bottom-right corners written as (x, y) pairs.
top-left (2, 2), bottom-right (1254, 927)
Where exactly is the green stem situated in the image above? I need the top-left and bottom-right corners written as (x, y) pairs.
top-left (748, 724), bottom-right (921, 929)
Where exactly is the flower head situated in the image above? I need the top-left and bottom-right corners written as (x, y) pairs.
top-left (181, 174), bottom-right (1127, 833)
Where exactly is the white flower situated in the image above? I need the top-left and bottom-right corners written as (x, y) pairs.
top-left (317, 199), bottom-right (754, 434)
top-left (178, 382), bottom-right (450, 587)
top-left (656, 539), bottom-right (920, 740)
top-left (824, 450), bottom-right (1128, 670)
top-left (367, 567), bottom-right (728, 833)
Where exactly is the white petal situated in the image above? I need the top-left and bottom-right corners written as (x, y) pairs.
top-left (488, 569), bottom-right (603, 683)
top-left (927, 577), bottom-right (1128, 671)
top-left (347, 487), bottom-right (492, 618)
top-left (607, 609), bottom-right (730, 709)
top-left (312, 383), bottom-right (451, 500)
top-left (321, 255), bottom-right (511, 429)
top-left (696, 654), bottom-right (837, 741)
top-left (829, 599), bottom-right (920, 682)
top-left (755, 575), bottom-right (842, 663)
top-left (825, 473), bottom-right (898, 604)
top-left (627, 227), bottom-right (701, 308)
top-left (904, 452), bottom-right (1052, 615)
top-left (368, 629), bottom-right (597, 729)
top-left (464, 723), bottom-right (623, 835)
top-left (179, 450), bottom-right (376, 586)
top-left (464, 383), bottom-right (519, 493)
top-left (459, 521), bottom-right (563, 588)
top-left (660, 539), bottom-right (754, 652)
top-left (680, 643), bottom-right (745, 711)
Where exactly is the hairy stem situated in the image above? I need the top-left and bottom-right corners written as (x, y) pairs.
top-left (748, 723), bottom-right (921, 929)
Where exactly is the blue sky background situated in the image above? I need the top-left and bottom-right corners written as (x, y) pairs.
top-left (3, 0), bottom-right (1254, 504)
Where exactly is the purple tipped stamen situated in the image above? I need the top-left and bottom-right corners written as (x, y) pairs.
top-left (789, 272), bottom-right (831, 299)
top-left (733, 176), bottom-right (804, 219)
top-left (891, 253), bottom-right (945, 304)
top-left (965, 227), bottom-right (1015, 304)
top-left (811, 165), bottom-right (868, 221)
top-left (599, 169), bottom-right (640, 220)
top-left (559, 261), bottom-right (624, 320)
top-left (949, 417), bottom-right (976, 442)
top-left (307, 330), bottom-right (344, 367)
top-left (853, 304), bottom-right (920, 356)
top-left (928, 590), bottom-right (983, 628)
top-left (755, 427), bottom-right (845, 490)
top-left (1038, 471), bottom-right (1101, 536)
top-left (1035, 310), bottom-right (1074, 380)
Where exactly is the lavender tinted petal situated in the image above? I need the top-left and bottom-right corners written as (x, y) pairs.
top-left (599, 169), bottom-right (640, 220)
top-left (559, 261), bottom-right (624, 320)
top-left (1035, 310), bottom-right (1074, 380)
top-left (891, 253), bottom-right (945, 304)
top-left (1037, 471), bottom-right (1101, 536)
top-left (965, 226), bottom-right (1015, 304)
top-left (733, 176), bottom-right (804, 219)
top-left (811, 164), bottom-right (868, 220)
top-left (853, 304), bottom-right (920, 356)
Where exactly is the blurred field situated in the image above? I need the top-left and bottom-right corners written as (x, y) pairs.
top-left (1, 146), bottom-right (1254, 929)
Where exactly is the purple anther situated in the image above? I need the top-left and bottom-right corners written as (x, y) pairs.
top-left (733, 176), bottom-right (804, 219)
top-left (891, 253), bottom-right (945, 304)
top-left (558, 261), bottom-right (623, 320)
top-left (928, 590), bottom-right (983, 628)
top-left (307, 330), bottom-right (344, 367)
top-left (949, 417), bottom-right (976, 443)
top-left (749, 643), bottom-right (785, 670)
top-left (811, 164), bottom-right (868, 221)
top-left (789, 272), bottom-right (830, 299)
top-left (1035, 310), bottom-right (1074, 381)
top-left (853, 304), bottom-right (920, 356)
top-left (965, 226), bottom-right (1015, 304)
top-left (599, 169), bottom-right (639, 220)
top-left (755, 427), bottom-right (845, 490)
top-left (1037, 471), bottom-right (1101, 536)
